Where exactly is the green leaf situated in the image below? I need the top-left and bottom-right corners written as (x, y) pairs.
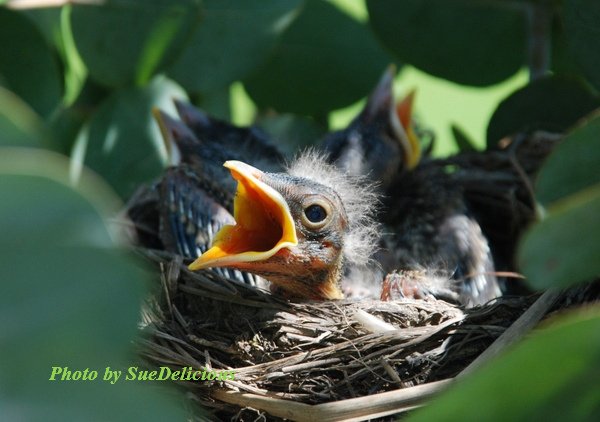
top-left (519, 186), bottom-right (600, 290)
top-left (564, 0), bottom-right (600, 90)
top-left (22, 7), bottom-right (88, 106)
top-left (550, 17), bottom-right (581, 77)
top-left (0, 87), bottom-right (49, 148)
top-left (0, 8), bottom-right (62, 117)
top-left (169, 0), bottom-right (302, 93)
top-left (536, 113), bottom-right (600, 206)
top-left (192, 86), bottom-right (232, 121)
top-left (486, 76), bottom-right (599, 147)
top-left (256, 112), bottom-right (326, 155)
top-left (47, 79), bottom-right (111, 155)
top-left (408, 310), bottom-right (600, 422)
top-left (71, 0), bottom-right (200, 87)
top-left (21, 7), bottom-right (63, 48)
top-left (518, 115), bottom-right (600, 291)
top-left (71, 76), bottom-right (186, 198)
top-left (367, 0), bottom-right (526, 86)
top-left (0, 149), bottom-right (190, 420)
top-left (244, 0), bottom-right (392, 115)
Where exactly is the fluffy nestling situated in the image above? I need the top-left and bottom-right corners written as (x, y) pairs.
top-left (189, 150), bottom-right (379, 300)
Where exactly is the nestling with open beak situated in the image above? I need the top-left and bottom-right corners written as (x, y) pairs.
top-left (322, 65), bottom-right (421, 190)
top-left (322, 66), bottom-right (501, 306)
top-left (188, 152), bottom-right (378, 300)
top-left (126, 101), bottom-right (285, 285)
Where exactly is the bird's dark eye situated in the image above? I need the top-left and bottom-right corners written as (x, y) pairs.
top-left (304, 204), bottom-right (328, 223)
top-left (301, 197), bottom-right (333, 230)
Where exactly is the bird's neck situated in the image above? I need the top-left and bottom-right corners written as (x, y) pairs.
top-left (268, 256), bottom-right (345, 301)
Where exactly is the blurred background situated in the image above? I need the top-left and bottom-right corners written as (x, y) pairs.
top-left (1, 0), bottom-right (599, 420)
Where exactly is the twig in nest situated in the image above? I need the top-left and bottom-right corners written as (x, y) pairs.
top-left (213, 379), bottom-right (451, 422)
top-left (459, 288), bottom-right (561, 377)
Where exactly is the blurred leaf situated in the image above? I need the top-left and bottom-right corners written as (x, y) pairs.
top-left (256, 112), bottom-right (326, 154)
top-left (451, 123), bottom-right (477, 152)
top-left (408, 309), bottom-right (600, 421)
top-left (0, 8), bottom-right (62, 117)
top-left (0, 149), bottom-right (190, 420)
top-left (518, 115), bottom-right (600, 291)
top-left (550, 16), bottom-right (581, 76)
top-left (536, 113), bottom-right (600, 206)
top-left (244, 0), bottom-right (392, 115)
top-left (60, 6), bottom-right (88, 105)
top-left (21, 7), bottom-right (62, 47)
top-left (519, 186), bottom-right (600, 290)
top-left (48, 79), bottom-right (111, 154)
top-left (71, 76), bottom-right (186, 198)
top-left (169, 0), bottom-right (302, 93)
top-left (71, 0), bottom-right (200, 87)
top-left (367, 0), bottom-right (526, 86)
top-left (564, 0), bottom-right (600, 90)
top-left (22, 7), bottom-right (88, 106)
top-left (193, 86), bottom-right (232, 121)
top-left (487, 76), bottom-right (599, 146)
top-left (0, 87), bottom-right (49, 148)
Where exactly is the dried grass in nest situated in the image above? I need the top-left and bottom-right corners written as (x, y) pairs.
top-left (135, 131), bottom-right (597, 421)
top-left (138, 251), bottom-right (597, 421)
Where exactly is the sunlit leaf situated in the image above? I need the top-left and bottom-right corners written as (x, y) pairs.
top-left (367, 0), bottom-right (526, 86)
top-left (487, 76), bottom-right (599, 146)
top-left (71, 76), bottom-right (186, 198)
top-left (169, 0), bottom-right (302, 93)
top-left (244, 0), bottom-right (391, 115)
top-left (408, 310), bottom-right (600, 421)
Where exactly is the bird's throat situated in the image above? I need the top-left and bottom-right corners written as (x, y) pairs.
top-left (267, 257), bottom-right (345, 301)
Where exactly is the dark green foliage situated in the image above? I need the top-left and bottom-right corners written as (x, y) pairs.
top-left (519, 189), bottom-right (600, 290)
top-left (487, 76), bottom-right (599, 146)
top-left (564, 0), bottom-right (600, 90)
top-left (367, 0), bottom-right (527, 86)
top-left (451, 123), bottom-right (477, 152)
top-left (0, 8), bottom-right (62, 117)
top-left (0, 151), bottom-right (191, 420)
top-left (518, 114), bottom-right (600, 290)
top-left (408, 310), bottom-right (600, 421)
top-left (168, 0), bottom-right (303, 93)
top-left (71, 0), bottom-right (200, 87)
top-left (244, 0), bottom-right (392, 114)
top-left (0, 0), bottom-right (599, 419)
top-left (536, 114), bottom-right (600, 206)
top-left (71, 76), bottom-right (186, 198)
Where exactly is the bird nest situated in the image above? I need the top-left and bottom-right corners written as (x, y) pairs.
top-left (134, 130), bottom-right (596, 420)
top-left (137, 250), bottom-right (597, 421)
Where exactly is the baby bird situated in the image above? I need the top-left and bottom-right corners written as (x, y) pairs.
top-left (322, 66), bottom-right (420, 190)
top-left (126, 102), bottom-right (285, 284)
top-left (323, 67), bottom-right (501, 306)
top-left (188, 152), bottom-right (378, 300)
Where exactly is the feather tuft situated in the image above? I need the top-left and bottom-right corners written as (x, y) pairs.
top-left (287, 149), bottom-right (380, 267)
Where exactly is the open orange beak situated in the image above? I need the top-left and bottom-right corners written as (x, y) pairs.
top-left (188, 161), bottom-right (298, 271)
top-left (392, 89), bottom-right (421, 170)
